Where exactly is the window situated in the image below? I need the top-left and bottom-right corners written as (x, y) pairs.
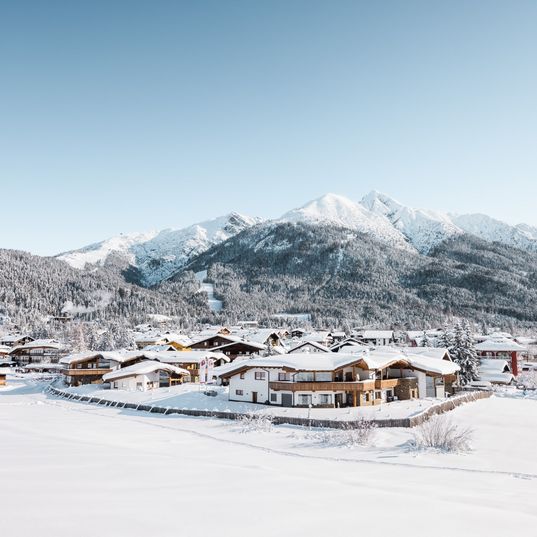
top-left (235, 389), bottom-right (243, 396)
top-left (240, 372), bottom-right (245, 379)
top-left (319, 394), bottom-right (332, 404)
top-left (375, 391), bottom-right (382, 400)
top-left (295, 372), bottom-right (314, 382)
top-left (254, 372), bottom-right (266, 380)
top-left (278, 372), bottom-right (290, 381)
top-left (316, 372), bottom-right (331, 382)
top-left (298, 394), bottom-right (312, 405)
top-left (270, 393), bottom-right (277, 402)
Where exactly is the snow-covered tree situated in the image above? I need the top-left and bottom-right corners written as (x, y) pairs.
top-left (450, 321), bottom-right (479, 386)
top-left (437, 323), bottom-right (454, 349)
top-left (420, 331), bottom-right (430, 347)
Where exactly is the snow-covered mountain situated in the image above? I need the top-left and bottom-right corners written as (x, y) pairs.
top-left (57, 213), bottom-right (261, 286)
top-left (279, 193), bottom-right (411, 250)
top-left (450, 213), bottom-right (537, 253)
top-left (360, 191), bottom-right (463, 253)
top-left (58, 191), bottom-right (537, 287)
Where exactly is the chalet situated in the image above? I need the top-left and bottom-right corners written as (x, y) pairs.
top-left (60, 351), bottom-right (124, 387)
top-left (190, 334), bottom-right (243, 350)
top-left (0, 334), bottom-right (34, 348)
top-left (475, 337), bottom-right (527, 376)
top-left (328, 331), bottom-right (347, 343)
top-left (218, 349), bottom-right (459, 407)
top-left (354, 330), bottom-right (394, 346)
top-left (103, 360), bottom-right (190, 391)
top-left (9, 339), bottom-right (66, 366)
top-left (213, 340), bottom-right (266, 360)
top-left (243, 329), bottom-right (284, 348)
top-left (191, 334), bottom-right (266, 359)
top-left (288, 341), bottom-right (331, 354)
top-left (151, 350), bottom-right (229, 382)
top-left (290, 329), bottom-right (307, 339)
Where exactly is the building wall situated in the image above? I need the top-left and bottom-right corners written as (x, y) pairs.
top-left (111, 372), bottom-right (160, 392)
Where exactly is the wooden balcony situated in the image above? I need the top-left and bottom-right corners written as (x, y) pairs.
top-left (61, 368), bottom-right (111, 377)
top-left (270, 380), bottom-right (376, 392)
top-left (270, 378), bottom-right (406, 393)
top-left (375, 378), bottom-right (401, 389)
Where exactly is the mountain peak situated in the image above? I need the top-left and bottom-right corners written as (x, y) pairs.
top-left (279, 193), bottom-right (411, 249)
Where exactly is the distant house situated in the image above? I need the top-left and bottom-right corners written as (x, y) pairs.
top-left (287, 341), bottom-right (331, 354)
top-left (9, 339), bottom-right (66, 366)
top-left (191, 334), bottom-right (265, 359)
top-left (218, 349), bottom-right (459, 407)
top-left (475, 337), bottom-right (527, 376)
top-left (0, 368), bottom-right (8, 386)
top-left (354, 330), bottom-right (394, 346)
top-left (103, 360), bottom-right (190, 391)
top-left (152, 350), bottom-right (229, 382)
top-left (478, 359), bottom-right (514, 385)
top-left (135, 333), bottom-right (192, 350)
top-left (0, 335), bottom-right (34, 348)
top-left (60, 351), bottom-right (124, 387)
top-left (330, 337), bottom-right (369, 353)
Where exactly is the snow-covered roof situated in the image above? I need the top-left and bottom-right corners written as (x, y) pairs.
top-left (0, 334), bottom-right (33, 343)
top-left (150, 350), bottom-right (230, 364)
top-left (358, 330), bottom-right (394, 340)
top-left (288, 341), bottom-right (331, 353)
top-left (59, 351), bottom-right (124, 366)
top-left (475, 337), bottom-right (526, 352)
top-left (103, 360), bottom-right (189, 382)
top-left (9, 339), bottom-right (64, 353)
top-left (213, 340), bottom-right (266, 352)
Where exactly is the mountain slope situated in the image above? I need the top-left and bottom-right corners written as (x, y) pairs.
top-left (180, 222), bottom-right (537, 327)
top-left (360, 191), bottom-right (463, 253)
top-left (451, 213), bottom-right (537, 253)
top-left (0, 249), bottom-right (209, 331)
top-left (57, 213), bottom-right (260, 286)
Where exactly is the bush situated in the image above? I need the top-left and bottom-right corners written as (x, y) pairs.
top-left (237, 412), bottom-right (274, 433)
top-left (311, 418), bottom-right (376, 448)
top-left (412, 415), bottom-right (473, 453)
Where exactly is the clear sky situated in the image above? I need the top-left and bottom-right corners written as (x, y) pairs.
top-left (1, 0), bottom-right (536, 255)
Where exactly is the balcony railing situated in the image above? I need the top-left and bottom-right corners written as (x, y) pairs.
top-left (61, 368), bottom-right (111, 377)
top-left (269, 378), bottom-right (410, 392)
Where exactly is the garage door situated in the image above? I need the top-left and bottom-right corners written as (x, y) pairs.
top-left (281, 393), bottom-right (293, 407)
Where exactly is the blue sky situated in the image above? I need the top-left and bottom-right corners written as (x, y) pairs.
top-left (1, 1), bottom-right (536, 255)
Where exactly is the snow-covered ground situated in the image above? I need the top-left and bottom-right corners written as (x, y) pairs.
top-left (1, 376), bottom-right (536, 536)
top-left (61, 381), bottom-right (458, 421)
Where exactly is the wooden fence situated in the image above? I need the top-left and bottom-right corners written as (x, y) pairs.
top-left (46, 385), bottom-right (491, 429)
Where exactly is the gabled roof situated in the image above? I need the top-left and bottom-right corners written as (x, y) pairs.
top-left (60, 351), bottom-right (123, 366)
top-left (9, 339), bottom-right (64, 354)
top-left (288, 341), bottom-right (331, 353)
top-left (151, 350), bottom-right (230, 364)
top-left (213, 340), bottom-right (266, 352)
top-left (475, 337), bottom-right (526, 352)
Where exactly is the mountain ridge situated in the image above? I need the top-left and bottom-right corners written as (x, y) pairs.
top-left (55, 191), bottom-right (537, 287)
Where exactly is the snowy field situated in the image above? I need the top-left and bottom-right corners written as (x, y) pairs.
top-left (1, 376), bottom-right (536, 537)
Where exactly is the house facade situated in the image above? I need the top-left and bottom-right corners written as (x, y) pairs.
top-left (219, 350), bottom-right (458, 408)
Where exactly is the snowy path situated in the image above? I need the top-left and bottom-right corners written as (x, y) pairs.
top-left (0, 380), bottom-right (536, 536)
top-left (195, 270), bottom-right (223, 312)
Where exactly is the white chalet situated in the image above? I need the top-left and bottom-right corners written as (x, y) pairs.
top-left (103, 360), bottom-right (190, 391)
top-left (218, 349), bottom-right (459, 408)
